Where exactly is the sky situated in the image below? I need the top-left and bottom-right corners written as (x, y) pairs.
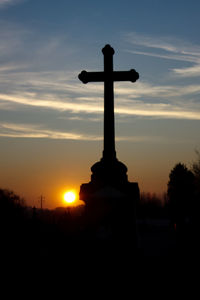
top-left (0, 0), bottom-right (200, 208)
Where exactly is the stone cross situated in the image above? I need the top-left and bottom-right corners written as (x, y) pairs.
top-left (78, 44), bottom-right (139, 162)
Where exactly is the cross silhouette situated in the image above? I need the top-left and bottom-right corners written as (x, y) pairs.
top-left (78, 44), bottom-right (139, 161)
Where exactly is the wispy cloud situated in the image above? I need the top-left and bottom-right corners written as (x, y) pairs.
top-left (126, 49), bottom-right (198, 63)
top-left (0, 92), bottom-right (103, 113)
top-left (126, 32), bottom-right (200, 59)
top-left (0, 122), bottom-right (102, 140)
top-left (115, 81), bottom-right (200, 99)
top-left (125, 32), bottom-right (200, 77)
top-left (0, 19), bottom-right (77, 76)
top-left (0, 64), bottom-right (28, 72)
top-left (0, 0), bottom-right (24, 8)
top-left (0, 122), bottom-right (176, 143)
top-left (1, 66), bottom-right (200, 120)
top-left (1, 88), bottom-right (200, 120)
top-left (0, 21), bottom-right (30, 62)
top-left (0, 22), bottom-right (200, 147)
top-left (126, 32), bottom-right (183, 53)
top-left (172, 64), bottom-right (200, 77)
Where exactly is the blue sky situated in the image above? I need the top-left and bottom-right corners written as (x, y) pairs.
top-left (0, 0), bottom-right (200, 207)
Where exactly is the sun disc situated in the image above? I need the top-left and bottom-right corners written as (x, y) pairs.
top-left (64, 191), bottom-right (76, 204)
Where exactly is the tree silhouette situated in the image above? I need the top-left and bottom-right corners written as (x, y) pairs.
top-left (191, 150), bottom-right (200, 201)
top-left (167, 163), bottom-right (195, 226)
top-left (0, 188), bottom-right (25, 209)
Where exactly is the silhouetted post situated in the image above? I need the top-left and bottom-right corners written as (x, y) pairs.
top-left (79, 45), bottom-right (139, 162)
top-left (39, 195), bottom-right (45, 210)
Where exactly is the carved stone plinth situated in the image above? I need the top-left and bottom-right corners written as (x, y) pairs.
top-left (80, 158), bottom-right (139, 242)
top-left (80, 158), bottom-right (139, 202)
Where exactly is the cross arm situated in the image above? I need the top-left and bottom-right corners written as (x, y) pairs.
top-left (78, 71), bottom-right (104, 84)
top-left (113, 69), bottom-right (139, 82)
top-left (78, 69), bottom-right (139, 84)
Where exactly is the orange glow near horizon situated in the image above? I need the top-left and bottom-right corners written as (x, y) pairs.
top-left (63, 190), bottom-right (77, 205)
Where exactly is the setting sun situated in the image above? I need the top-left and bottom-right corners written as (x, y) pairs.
top-left (63, 191), bottom-right (76, 204)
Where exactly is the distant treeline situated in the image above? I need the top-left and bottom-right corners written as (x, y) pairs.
top-left (137, 192), bottom-right (168, 218)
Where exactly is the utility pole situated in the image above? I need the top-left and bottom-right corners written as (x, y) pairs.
top-left (39, 195), bottom-right (45, 210)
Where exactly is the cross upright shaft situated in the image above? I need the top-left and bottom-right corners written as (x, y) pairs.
top-left (78, 44), bottom-right (139, 162)
top-left (102, 45), bottom-right (115, 161)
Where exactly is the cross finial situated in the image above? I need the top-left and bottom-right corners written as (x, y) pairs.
top-left (102, 44), bottom-right (115, 55)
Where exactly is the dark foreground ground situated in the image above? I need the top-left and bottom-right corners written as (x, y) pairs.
top-left (136, 218), bottom-right (176, 257)
top-left (1, 204), bottom-right (199, 271)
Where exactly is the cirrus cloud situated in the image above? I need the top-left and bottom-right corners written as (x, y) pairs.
top-left (125, 32), bottom-right (200, 78)
top-left (0, 0), bottom-right (24, 8)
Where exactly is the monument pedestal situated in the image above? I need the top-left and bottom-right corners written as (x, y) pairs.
top-left (80, 157), bottom-right (140, 243)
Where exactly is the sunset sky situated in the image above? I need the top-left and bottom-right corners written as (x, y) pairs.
top-left (0, 0), bottom-right (200, 208)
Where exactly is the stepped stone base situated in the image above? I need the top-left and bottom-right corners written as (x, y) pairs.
top-left (79, 157), bottom-right (140, 242)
